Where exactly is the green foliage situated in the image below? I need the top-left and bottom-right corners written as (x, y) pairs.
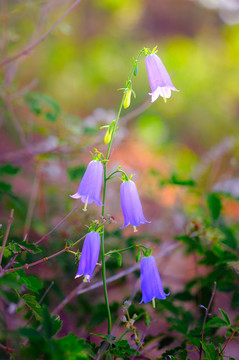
top-left (207, 193), bottom-right (222, 221)
top-left (22, 294), bottom-right (42, 320)
top-left (0, 164), bottom-right (20, 176)
top-left (25, 92), bottom-right (61, 122)
top-left (67, 165), bottom-right (87, 181)
top-left (109, 340), bottom-right (139, 359)
top-left (1, 3), bottom-right (239, 359)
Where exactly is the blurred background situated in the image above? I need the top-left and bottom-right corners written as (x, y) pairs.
top-left (0, 0), bottom-right (239, 358)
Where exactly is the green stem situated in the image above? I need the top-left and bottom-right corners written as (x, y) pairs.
top-left (100, 48), bottom-right (145, 336)
top-left (106, 169), bottom-right (128, 181)
top-left (105, 244), bottom-right (148, 257)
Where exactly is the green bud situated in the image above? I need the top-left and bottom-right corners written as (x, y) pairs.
top-left (104, 128), bottom-right (113, 144)
top-left (123, 89), bottom-right (132, 109)
top-left (136, 249), bottom-right (141, 263)
top-left (117, 253), bottom-right (122, 267)
top-left (145, 314), bottom-right (151, 326)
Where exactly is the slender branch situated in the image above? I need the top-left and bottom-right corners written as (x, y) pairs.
top-left (2, 234), bottom-right (86, 274)
top-left (25, 281), bottom-right (54, 326)
top-left (4, 203), bottom-right (81, 271)
top-left (0, 0), bottom-right (83, 67)
top-left (0, 343), bottom-right (14, 354)
top-left (199, 282), bottom-right (216, 360)
top-left (0, 209), bottom-right (14, 267)
top-left (35, 202), bottom-right (81, 245)
top-left (219, 326), bottom-right (238, 357)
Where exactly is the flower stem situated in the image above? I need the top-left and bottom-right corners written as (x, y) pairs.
top-left (104, 244), bottom-right (149, 257)
top-left (101, 165), bottom-right (112, 335)
top-left (100, 48), bottom-right (145, 336)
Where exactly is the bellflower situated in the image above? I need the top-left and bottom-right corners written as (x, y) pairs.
top-left (120, 180), bottom-right (150, 231)
top-left (70, 160), bottom-right (103, 211)
top-left (140, 256), bottom-right (169, 304)
top-left (145, 53), bottom-right (178, 102)
top-left (75, 231), bottom-right (101, 281)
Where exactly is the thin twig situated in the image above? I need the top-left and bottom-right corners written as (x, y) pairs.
top-left (0, 209), bottom-right (14, 267)
top-left (35, 202), bottom-right (81, 245)
top-left (0, 343), bottom-right (14, 354)
top-left (3, 234), bottom-right (86, 274)
top-left (24, 166), bottom-right (40, 235)
top-left (0, 0), bottom-right (83, 67)
top-left (52, 242), bottom-right (180, 315)
top-left (199, 282), bottom-right (217, 360)
top-left (5, 101), bottom-right (28, 148)
top-left (219, 326), bottom-right (238, 357)
top-left (3, 203), bottom-right (81, 271)
top-left (25, 281), bottom-right (54, 327)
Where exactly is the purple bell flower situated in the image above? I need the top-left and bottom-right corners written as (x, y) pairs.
top-left (140, 256), bottom-right (169, 304)
top-left (75, 231), bottom-right (101, 282)
top-left (70, 160), bottom-right (103, 211)
top-left (145, 53), bottom-right (179, 103)
top-left (120, 180), bottom-right (150, 231)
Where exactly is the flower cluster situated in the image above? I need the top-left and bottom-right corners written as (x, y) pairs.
top-left (71, 47), bottom-right (177, 306)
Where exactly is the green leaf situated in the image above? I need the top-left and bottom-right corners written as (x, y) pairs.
top-left (22, 294), bottom-right (42, 320)
top-left (14, 270), bottom-right (43, 294)
top-left (202, 342), bottom-right (219, 360)
top-left (0, 181), bottom-right (12, 192)
top-left (19, 327), bottom-right (43, 339)
top-left (205, 316), bottom-right (228, 328)
top-left (110, 340), bottom-right (139, 357)
top-left (219, 309), bottom-right (230, 325)
top-left (231, 290), bottom-right (239, 308)
top-left (42, 306), bottom-right (62, 339)
top-left (207, 193), bottom-right (222, 221)
top-left (0, 164), bottom-right (20, 176)
top-left (67, 165), bottom-right (87, 181)
top-left (42, 306), bottom-right (53, 339)
top-left (0, 246), bottom-right (11, 257)
top-left (52, 333), bottom-right (94, 359)
top-left (25, 92), bottom-right (61, 122)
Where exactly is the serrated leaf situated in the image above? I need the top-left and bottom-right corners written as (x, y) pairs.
top-left (219, 309), bottom-right (230, 325)
top-left (202, 342), bottom-right (219, 360)
top-left (15, 270), bottom-right (43, 294)
top-left (205, 316), bottom-right (228, 328)
top-left (22, 294), bottom-right (42, 320)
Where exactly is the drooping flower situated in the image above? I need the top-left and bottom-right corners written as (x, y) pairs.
top-left (75, 231), bottom-right (101, 281)
top-left (145, 53), bottom-right (178, 103)
top-left (120, 180), bottom-right (150, 231)
top-left (140, 256), bottom-right (169, 304)
top-left (70, 160), bottom-right (103, 211)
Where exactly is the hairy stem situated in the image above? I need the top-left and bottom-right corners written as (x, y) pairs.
top-left (100, 49), bottom-right (145, 335)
